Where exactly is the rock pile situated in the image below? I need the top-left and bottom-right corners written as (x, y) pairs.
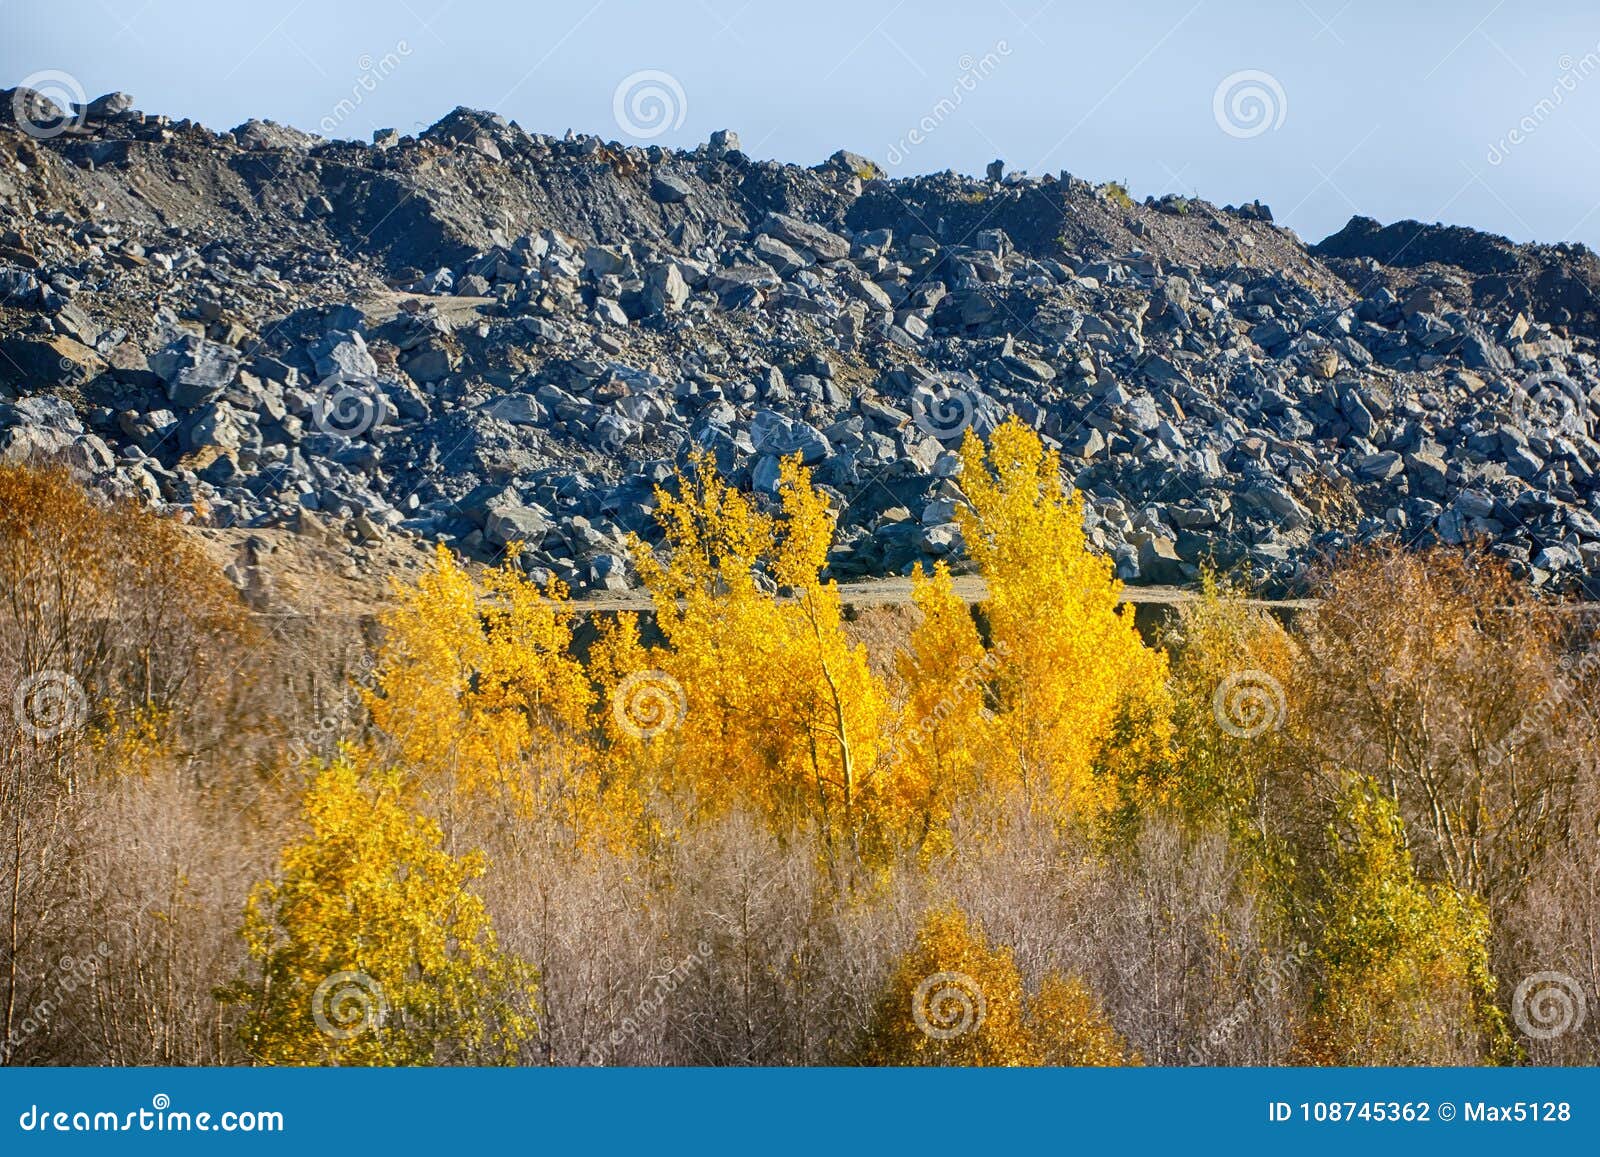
top-left (2, 87), bottom-right (1598, 597)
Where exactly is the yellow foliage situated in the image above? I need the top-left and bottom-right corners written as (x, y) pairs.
top-left (1297, 777), bottom-right (1512, 1065)
top-left (357, 429), bottom-right (1175, 862)
top-left (956, 419), bottom-right (1172, 823)
top-left (1164, 571), bottom-right (1298, 880)
top-left (88, 704), bottom-right (173, 778)
top-left (887, 563), bottom-right (996, 852)
top-left (1028, 972), bottom-right (1140, 1066)
top-left (363, 545), bottom-right (626, 844)
top-left (629, 453), bottom-right (897, 861)
top-left (858, 904), bottom-right (1134, 1066)
top-left (858, 905), bottom-right (1035, 1065)
top-left (223, 759), bottom-right (538, 1065)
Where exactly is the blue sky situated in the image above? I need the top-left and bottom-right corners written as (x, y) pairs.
top-left (6, 0), bottom-right (1600, 250)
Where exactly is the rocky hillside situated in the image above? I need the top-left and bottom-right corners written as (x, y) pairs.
top-left (2, 86), bottom-right (1599, 602)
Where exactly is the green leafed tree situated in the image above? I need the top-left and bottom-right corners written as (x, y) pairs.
top-left (1298, 776), bottom-right (1513, 1065)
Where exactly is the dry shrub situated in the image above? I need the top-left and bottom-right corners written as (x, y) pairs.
top-left (0, 466), bottom-right (261, 1062)
top-left (1495, 659), bottom-right (1600, 1064)
top-left (921, 802), bottom-right (1291, 1066)
top-left (1075, 819), bottom-right (1296, 1065)
top-left (0, 466), bottom-right (255, 772)
top-left (1290, 544), bottom-right (1578, 907)
top-left (1164, 543), bottom-right (1600, 1064)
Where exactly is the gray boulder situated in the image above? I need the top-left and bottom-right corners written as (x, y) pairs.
top-left (150, 335), bottom-right (241, 408)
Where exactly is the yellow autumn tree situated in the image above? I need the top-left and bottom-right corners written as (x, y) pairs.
top-left (955, 419), bottom-right (1172, 823)
top-left (1028, 973), bottom-right (1139, 1066)
top-left (1163, 571), bottom-right (1300, 895)
top-left (627, 452), bottom-right (896, 863)
top-left (887, 562), bottom-right (995, 852)
top-left (1297, 776), bottom-right (1513, 1065)
top-left (585, 611), bottom-right (674, 796)
top-left (858, 904), bottom-right (1135, 1066)
top-left (223, 759), bottom-right (539, 1065)
top-left (858, 905), bottom-right (1035, 1066)
top-left (363, 545), bottom-right (624, 842)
